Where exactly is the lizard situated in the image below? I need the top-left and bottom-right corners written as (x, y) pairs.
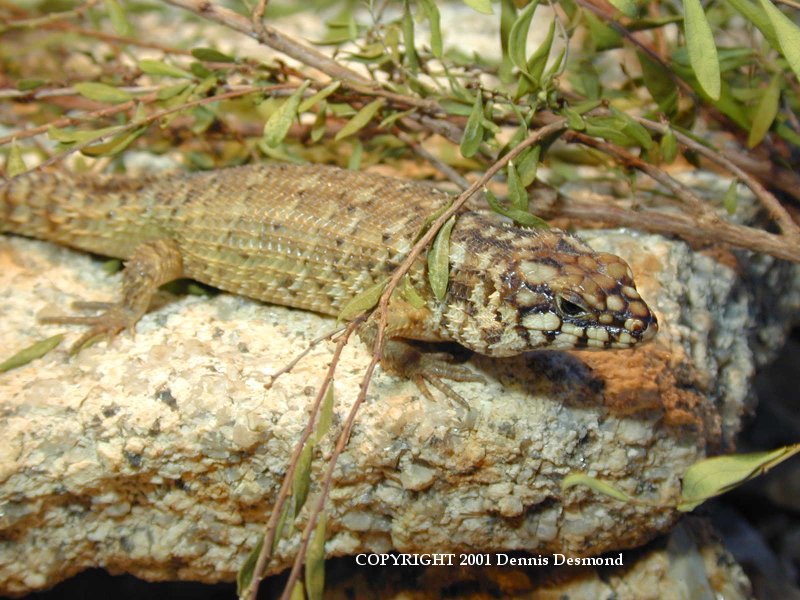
top-left (1, 162), bottom-right (658, 389)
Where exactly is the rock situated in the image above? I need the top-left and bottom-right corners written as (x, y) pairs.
top-left (2, 205), bottom-right (797, 595)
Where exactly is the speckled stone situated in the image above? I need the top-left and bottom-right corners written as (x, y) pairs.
top-left (2, 205), bottom-right (797, 594)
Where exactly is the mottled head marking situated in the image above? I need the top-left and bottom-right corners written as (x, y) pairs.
top-left (439, 213), bottom-right (658, 356)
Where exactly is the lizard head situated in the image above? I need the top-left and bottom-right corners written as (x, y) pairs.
top-left (441, 213), bottom-right (658, 356)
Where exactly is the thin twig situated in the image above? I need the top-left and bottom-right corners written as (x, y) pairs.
top-left (565, 130), bottom-right (718, 218)
top-left (540, 197), bottom-right (800, 262)
top-left (252, 0), bottom-right (269, 27)
top-left (395, 131), bottom-right (470, 190)
top-left (265, 324), bottom-right (347, 389)
top-left (10, 85), bottom-right (268, 177)
top-left (0, 0), bottom-right (100, 31)
top-left (243, 318), bottom-right (362, 600)
top-left (276, 120), bottom-right (568, 600)
top-left (635, 116), bottom-right (800, 239)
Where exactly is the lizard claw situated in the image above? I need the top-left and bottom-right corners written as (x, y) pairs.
top-left (40, 302), bottom-right (137, 353)
top-left (379, 338), bottom-right (485, 410)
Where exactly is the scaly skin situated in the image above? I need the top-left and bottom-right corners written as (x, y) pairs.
top-left (1, 163), bottom-right (657, 377)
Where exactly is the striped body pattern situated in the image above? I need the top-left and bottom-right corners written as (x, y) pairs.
top-left (1, 163), bottom-right (657, 354)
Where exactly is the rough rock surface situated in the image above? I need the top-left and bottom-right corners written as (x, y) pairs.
top-left (2, 203), bottom-right (797, 594)
top-left (316, 519), bottom-right (754, 599)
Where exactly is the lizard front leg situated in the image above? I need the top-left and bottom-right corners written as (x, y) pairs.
top-left (359, 299), bottom-right (485, 405)
top-left (41, 239), bottom-right (184, 352)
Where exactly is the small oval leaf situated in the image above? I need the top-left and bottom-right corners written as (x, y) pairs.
top-left (236, 534), bottom-right (264, 598)
top-left (679, 444), bottom-right (800, 511)
top-left (298, 81), bottom-right (341, 113)
top-left (0, 334), bottom-right (64, 373)
top-left (507, 162), bottom-right (527, 210)
top-left (7, 142), bottom-right (27, 178)
top-left (334, 98), bottom-right (386, 141)
top-left (338, 279), bottom-right (388, 321)
top-left (263, 81), bottom-right (310, 147)
top-left (660, 129), bottom-right (679, 163)
top-left (305, 512), bottom-right (327, 600)
top-left (723, 180), bottom-right (738, 215)
top-left (683, 0), bottom-right (721, 99)
top-left (747, 75), bottom-right (781, 148)
top-left (191, 47), bottom-right (235, 62)
top-left (74, 82), bottom-right (133, 104)
top-left (462, 0), bottom-right (494, 14)
top-left (759, 0), bottom-right (800, 80)
top-left (293, 442), bottom-right (313, 516)
top-left (561, 472), bottom-right (634, 503)
top-left (139, 59), bottom-right (193, 79)
top-left (459, 92), bottom-right (484, 158)
top-left (427, 216), bottom-right (457, 301)
top-left (508, 0), bottom-right (540, 72)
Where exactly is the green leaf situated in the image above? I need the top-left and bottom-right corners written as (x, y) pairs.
top-left (48, 125), bottom-right (120, 144)
top-left (462, 0), bottom-right (493, 14)
top-left (399, 275), bottom-right (426, 309)
top-left (310, 106), bottom-right (327, 143)
top-left (73, 82), bottom-right (133, 104)
top-left (747, 75), bottom-right (781, 148)
top-left (191, 47), bottom-right (235, 62)
top-left (563, 107), bottom-right (586, 130)
top-left (347, 139), bottom-right (363, 170)
top-left (263, 81), bottom-right (310, 147)
top-left (679, 445), bottom-right (800, 511)
top-left (305, 512), bottom-right (327, 600)
top-left (526, 19), bottom-right (556, 86)
top-left (508, 0), bottom-right (540, 72)
top-left (459, 92), bottom-right (484, 158)
top-left (660, 130), bottom-right (679, 163)
top-left (583, 11), bottom-right (622, 50)
top-left (290, 581), bottom-right (305, 600)
top-left (17, 79), bottom-right (46, 91)
top-left (427, 216), bottom-right (456, 301)
top-left (298, 81), bottom-right (341, 113)
top-left (139, 59), bottom-right (193, 79)
top-left (402, 0), bottom-right (419, 72)
top-left (236, 534), bottom-right (263, 598)
top-left (156, 82), bottom-right (191, 100)
top-left (759, 0), bottom-right (800, 81)
top-left (561, 472), bottom-right (634, 503)
top-left (334, 98), bottom-right (386, 141)
top-left (608, 0), bottom-right (638, 17)
top-left (418, 0), bottom-right (443, 58)
top-left (338, 278), bottom-right (387, 321)
top-left (81, 127), bottom-right (146, 157)
top-left (507, 162), bottom-right (527, 210)
top-left (638, 52), bottom-right (678, 115)
top-left (683, 0), bottom-right (721, 100)
top-left (484, 188), bottom-right (549, 228)
top-left (723, 180), bottom-right (738, 215)
top-left (314, 384), bottom-right (335, 444)
top-left (7, 142), bottom-right (27, 177)
top-left (724, 0), bottom-right (780, 50)
top-left (517, 144), bottom-right (541, 187)
top-left (104, 0), bottom-right (132, 36)
top-left (499, 0), bottom-right (518, 81)
top-left (0, 335), bottom-right (64, 373)
top-left (293, 442), bottom-right (313, 516)
top-left (272, 500), bottom-right (291, 553)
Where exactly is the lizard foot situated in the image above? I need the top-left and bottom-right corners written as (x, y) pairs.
top-left (40, 302), bottom-right (137, 353)
top-left (381, 339), bottom-right (485, 409)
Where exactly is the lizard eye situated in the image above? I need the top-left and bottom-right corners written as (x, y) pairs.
top-left (556, 295), bottom-right (589, 319)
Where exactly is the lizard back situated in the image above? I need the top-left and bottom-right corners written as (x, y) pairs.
top-left (2, 163), bottom-right (449, 316)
